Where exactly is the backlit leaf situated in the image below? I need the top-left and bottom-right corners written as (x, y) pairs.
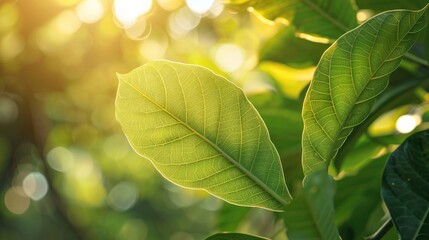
top-left (224, 0), bottom-right (358, 40)
top-left (283, 170), bottom-right (340, 239)
top-left (115, 60), bottom-right (291, 211)
top-left (302, 5), bottom-right (429, 175)
top-left (382, 129), bottom-right (429, 239)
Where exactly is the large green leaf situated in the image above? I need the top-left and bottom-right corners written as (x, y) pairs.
top-left (224, 0), bottom-right (357, 40)
top-left (115, 60), bottom-right (291, 211)
top-left (283, 170), bottom-right (340, 239)
top-left (302, 5), bottom-right (429, 175)
top-left (260, 26), bottom-right (329, 67)
top-left (205, 233), bottom-right (268, 240)
top-left (356, 0), bottom-right (428, 11)
top-left (382, 129), bottom-right (429, 239)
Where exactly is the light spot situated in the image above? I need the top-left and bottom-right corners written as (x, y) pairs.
top-left (108, 182), bottom-right (139, 211)
top-left (47, 147), bottom-right (75, 172)
top-left (157, 0), bottom-right (183, 11)
top-left (0, 95), bottom-right (19, 123)
top-left (22, 172), bottom-right (49, 201)
top-left (357, 10), bottom-right (372, 23)
top-left (297, 33), bottom-right (331, 44)
top-left (186, 0), bottom-right (215, 14)
top-left (214, 43), bottom-right (245, 73)
top-left (395, 114), bottom-right (421, 134)
top-left (55, 10), bottom-right (82, 35)
top-left (4, 187), bottom-right (30, 214)
top-left (113, 0), bottom-right (153, 28)
top-left (76, 0), bottom-right (104, 24)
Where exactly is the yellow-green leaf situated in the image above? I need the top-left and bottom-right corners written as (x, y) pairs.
top-left (302, 5), bottom-right (429, 175)
top-left (115, 60), bottom-right (291, 211)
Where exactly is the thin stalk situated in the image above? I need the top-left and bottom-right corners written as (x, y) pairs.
top-left (366, 218), bottom-right (393, 240)
top-left (404, 52), bottom-right (429, 69)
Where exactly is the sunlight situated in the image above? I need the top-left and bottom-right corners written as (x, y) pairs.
top-left (214, 43), bottom-right (245, 73)
top-left (186, 0), bottom-right (215, 14)
top-left (114, 0), bottom-right (153, 28)
top-left (55, 10), bottom-right (82, 35)
top-left (76, 0), bottom-right (104, 24)
top-left (395, 114), bottom-right (421, 134)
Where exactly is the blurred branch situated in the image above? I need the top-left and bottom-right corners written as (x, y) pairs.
top-left (23, 88), bottom-right (88, 240)
top-left (404, 52), bottom-right (429, 69)
top-left (366, 218), bottom-right (393, 240)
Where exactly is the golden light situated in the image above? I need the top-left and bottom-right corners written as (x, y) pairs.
top-left (297, 33), bottom-right (331, 44)
top-left (76, 0), bottom-right (104, 24)
top-left (214, 43), bottom-right (245, 73)
top-left (55, 10), bottom-right (82, 35)
top-left (186, 0), bottom-right (215, 14)
top-left (22, 172), bottom-right (49, 201)
top-left (139, 29), bottom-right (168, 59)
top-left (357, 10), bottom-right (373, 23)
top-left (395, 114), bottom-right (421, 134)
top-left (113, 0), bottom-right (153, 28)
top-left (168, 7), bottom-right (200, 38)
top-left (157, 0), bottom-right (183, 11)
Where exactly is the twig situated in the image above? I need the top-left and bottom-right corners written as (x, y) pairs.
top-left (366, 218), bottom-right (393, 240)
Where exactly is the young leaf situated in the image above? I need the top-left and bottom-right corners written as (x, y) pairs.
top-left (302, 5), bottom-right (429, 175)
top-left (115, 60), bottom-right (291, 211)
top-left (205, 233), bottom-right (268, 240)
top-left (283, 170), bottom-right (340, 240)
top-left (382, 129), bottom-right (429, 239)
top-left (224, 0), bottom-right (357, 40)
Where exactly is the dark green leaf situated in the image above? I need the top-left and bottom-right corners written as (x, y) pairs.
top-left (283, 170), bottom-right (340, 239)
top-left (382, 129), bottom-right (429, 239)
top-left (224, 0), bottom-right (357, 40)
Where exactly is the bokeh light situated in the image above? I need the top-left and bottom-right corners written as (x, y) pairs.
top-left (22, 172), bottom-right (49, 201)
top-left (47, 147), bottom-right (75, 172)
top-left (213, 43), bottom-right (245, 73)
top-left (113, 0), bottom-right (153, 28)
top-left (0, 95), bottom-right (19, 124)
top-left (76, 0), bottom-right (105, 24)
top-left (186, 0), bottom-right (215, 14)
top-left (395, 114), bottom-right (421, 133)
top-left (4, 187), bottom-right (30, 215)
top-left (107, 182), bottom-right (139, 211)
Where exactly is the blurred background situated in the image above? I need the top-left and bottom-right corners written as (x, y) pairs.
top-left (1, 0), bottom-right (429, 239)
top-left (0, 0), bottom-right (288, 239)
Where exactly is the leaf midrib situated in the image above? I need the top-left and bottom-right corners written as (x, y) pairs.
top-left (325, 9), bottom-right (427, 161)
top-left (121, 77), bottom-right (289, 207)
top-left (413, 205), bottom-right (429, 239)
top-left (301, 0), bottom-right (351, 34)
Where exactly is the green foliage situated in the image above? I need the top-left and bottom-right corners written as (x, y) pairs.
top-left (302, 6), bottom-right (429, 175)
top-left (283, 170), bottom-right (339, 239)
top-left (225, 0), bottom-right (358, 40)
top-left (115, 60), bottom-right (291, 211)
top-left (382, 129), bottom-right (429, 239)
top-left (205, 232), bottom-right (268, 240)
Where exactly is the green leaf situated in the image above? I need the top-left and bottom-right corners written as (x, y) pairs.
top-left (382, 129), bottom-right (429, 239)
top-left (205, 233), bottom-right (268, 240)
top-left (224, 0), bottom-right (357, 40)
top-left (115, 60), bottom-right (291, 211)
top-left (356, 0), bottom-right (428, 11)
top-left (301, 5), bottom-right (429, 175)
top-left (260, 26), bottom-right (329, 67)
top-left (283, 170), bottom-right (340, 239)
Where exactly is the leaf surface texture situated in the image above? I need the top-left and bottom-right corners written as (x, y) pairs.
top-left (115, 60), bottom-right (291, 210)
top-left (382, 129), bottom-right (429, 239)
top-left (302, 6), bottom-right (429, 175)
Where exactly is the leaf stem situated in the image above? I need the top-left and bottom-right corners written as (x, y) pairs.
top-left (366, 218), bottom-right (393, 240)
top-left (404, 52), bottom-right (429, 69)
